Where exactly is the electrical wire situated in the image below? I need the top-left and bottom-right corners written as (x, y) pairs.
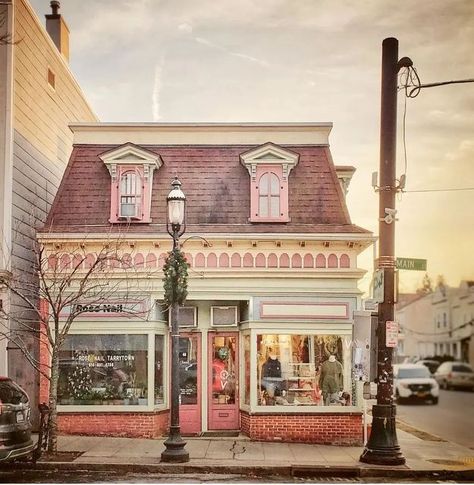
top-left (403, 187), bottom-right (474, 193)
top-left (402, 94), bottom-right (408, 176)
top-left (409, 78), bottom-right (474, 97)
top-left (402, 320), bottom-right (473, 337)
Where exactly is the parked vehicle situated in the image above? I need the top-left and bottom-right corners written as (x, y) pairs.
top-left (394, 364), bottom-right (439, 404)
top-left (434, 361), bottom-right (474, 391)
top-left (0, 377), bottom-right (34, 462)
top-left (415, 359), bottom-right (440, 375)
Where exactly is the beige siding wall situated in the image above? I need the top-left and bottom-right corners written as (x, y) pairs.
top-left (13, 0), bottom-right (97, 165)
top-left (7, 0), bottom-right (97, 424)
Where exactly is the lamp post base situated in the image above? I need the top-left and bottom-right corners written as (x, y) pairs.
top-left (161, 428), bottom-right (189, 463)
top-left (359, 404), bottom-right (406, 466)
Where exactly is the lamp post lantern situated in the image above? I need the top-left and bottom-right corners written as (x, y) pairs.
top-left (161, 177), bottom-right (189, 463)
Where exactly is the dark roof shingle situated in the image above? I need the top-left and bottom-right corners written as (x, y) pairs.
top-left (41, 144), bottom-right (370, 236)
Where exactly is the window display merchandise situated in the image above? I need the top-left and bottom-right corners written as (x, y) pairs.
top-left (58, 334), bottom-right (156, 406)
top-left (257, 334), bottom-right (351, 406)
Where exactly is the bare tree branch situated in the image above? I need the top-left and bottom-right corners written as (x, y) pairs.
top-left (2, 234), bottom-right (151, 453)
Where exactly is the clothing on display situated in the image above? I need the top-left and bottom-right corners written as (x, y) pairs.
top-left (261, 355), bottom-right (282, 397)
top-left (262, 355), bottom-right (282, 378)
top-left (319, 355), bottom-right (343, 405)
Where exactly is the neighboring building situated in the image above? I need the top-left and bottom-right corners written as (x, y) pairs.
top-left (395, 281), bottom-right (474, 366)
top-left (449, 281), bottom-right (474, 364)
top-left (0, 0), bottom-right (97, 419)
top-left (396, 293), bottom-right (434, 360)
top-left (37, 122), bottom-right (374, 444)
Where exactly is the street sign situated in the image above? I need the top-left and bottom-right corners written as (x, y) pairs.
top-left (373, 269), bottom-right (384, 303)
top-left (396, 257), bottom-right (427, 271)
top-left (385, 321), bottom-right (398, 348)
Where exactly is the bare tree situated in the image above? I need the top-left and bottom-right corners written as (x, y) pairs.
top-left (416, 273), bottom-right (433, 295)
top-left (0, 8), bottom-right (16, 46)
top-left (0, 237), bottom-right (151, 453)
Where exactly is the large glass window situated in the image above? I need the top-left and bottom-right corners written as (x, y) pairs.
top-left (257, 334), bottom-right (351, 407)
top-left (58, 335), bottom-right (148, 406)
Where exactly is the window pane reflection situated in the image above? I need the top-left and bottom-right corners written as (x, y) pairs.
top-left (179, 336), bottom-right (198, 405)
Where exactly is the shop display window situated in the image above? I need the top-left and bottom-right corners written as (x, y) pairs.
top-left (257, 334), bottom-right (351, 407)
top-left (58, 334), bottom-right (148, 406)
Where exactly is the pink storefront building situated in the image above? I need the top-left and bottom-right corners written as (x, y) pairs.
top-left (37, 122), bottom-right (374, 445)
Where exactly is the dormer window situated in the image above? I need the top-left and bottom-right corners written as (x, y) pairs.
top-left (119, 169), bottom-right (142, 218)
top-left (99, 143), bottom-right (163, 223)
top-left (240, 142), bottom-right (299, 223)
top-left (258, 171), bottom-right (280, 218)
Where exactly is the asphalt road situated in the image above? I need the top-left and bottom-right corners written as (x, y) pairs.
top-left (396, 388), bottom-right (474, 449)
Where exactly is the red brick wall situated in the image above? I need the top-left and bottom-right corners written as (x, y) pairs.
top-left (58, 411), bottom-right (169, 438)
top-left (241, 411), bottom-right (363, 446)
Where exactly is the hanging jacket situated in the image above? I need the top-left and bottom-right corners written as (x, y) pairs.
top-left (262, 358), bottom-right (281, 378)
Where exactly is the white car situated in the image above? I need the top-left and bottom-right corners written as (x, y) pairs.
top-left (394, 364), bottom-right (439, 404)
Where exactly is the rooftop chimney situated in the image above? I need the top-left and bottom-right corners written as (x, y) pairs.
top-left (45, 1), bottom-right (70, 62)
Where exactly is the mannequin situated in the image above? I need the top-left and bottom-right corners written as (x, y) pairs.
top-left (261, 351), bottom-right (282, 400)
top-left (319, 354), bottom-right (343, 405)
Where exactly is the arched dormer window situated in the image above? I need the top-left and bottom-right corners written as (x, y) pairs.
top-left (258, 172), bottom-right (280, 218)
top-left (240, 142), bottom-right (299, 223)
top-left (119, 169), bottom-right (142, 218)
top-left (99, 143), bottom-right (162, 224)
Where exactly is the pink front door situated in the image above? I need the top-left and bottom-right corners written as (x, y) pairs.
top-left (208, 333), bottom-right (239, 430)
top-left (178, 334), bottom-right (201, 434)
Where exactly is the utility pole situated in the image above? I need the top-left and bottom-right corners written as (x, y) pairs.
top-left (360, 37), bottom-right (412, 466)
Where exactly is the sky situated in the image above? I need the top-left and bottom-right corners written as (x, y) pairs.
top-left (30, 0), bottom-right (474, 296)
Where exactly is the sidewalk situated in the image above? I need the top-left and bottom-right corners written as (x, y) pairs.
top-left (23, 426), bottom-right (474, 481)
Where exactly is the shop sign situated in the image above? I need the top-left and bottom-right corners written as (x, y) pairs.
top-left (60, 300), bottom-right (148, 319)
top-left (385, 321), bottom-right (398, 348)
top-left (74, 351), bottom-right (136, 368)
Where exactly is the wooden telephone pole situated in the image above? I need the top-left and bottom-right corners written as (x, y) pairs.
top-left (360, 37), bottom-right (412, 466)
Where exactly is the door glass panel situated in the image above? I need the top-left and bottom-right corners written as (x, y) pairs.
top-left (211, 336), bottom-right (237, 405)
top-left (179, 336), bottom-right (198, 405)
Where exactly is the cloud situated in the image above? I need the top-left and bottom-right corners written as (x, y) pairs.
top-left (152, 60), bottom-right (164, 121)
top-left (178, 22), bottom-right (193, 34)
top-left (195, 36), bottom-right (269, 67)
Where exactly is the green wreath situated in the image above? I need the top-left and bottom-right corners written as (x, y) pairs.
top-left (162, 249), bottom-right (189, 307)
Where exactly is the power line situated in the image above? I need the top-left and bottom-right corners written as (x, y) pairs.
top-left (402, 320), bottom-right (473, 337)
top-left (409, 78), bottom-right (474, 97)
top-left (404, 187), bottom-right (474, 193)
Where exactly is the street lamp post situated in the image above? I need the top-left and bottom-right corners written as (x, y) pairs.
top-left (161, 177), bottom-right (189, 463)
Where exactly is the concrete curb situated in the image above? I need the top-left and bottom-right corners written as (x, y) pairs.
top-left (3, 461), bottom-right (474, 481)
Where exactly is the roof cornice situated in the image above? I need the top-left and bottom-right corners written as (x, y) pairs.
top-left (69, 122), bottom-right (333, 146)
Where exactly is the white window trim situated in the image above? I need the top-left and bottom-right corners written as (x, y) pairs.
top-left (240, 142), bottom-right (299, 182)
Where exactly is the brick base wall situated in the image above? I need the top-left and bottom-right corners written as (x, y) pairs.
top-left (240, 411), bottom-right (363, 445)
top-left (58, 411), bottom-right (169, 438)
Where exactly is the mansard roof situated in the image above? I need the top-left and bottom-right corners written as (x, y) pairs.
top-left (40, 142), bottom-right (371, 236)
